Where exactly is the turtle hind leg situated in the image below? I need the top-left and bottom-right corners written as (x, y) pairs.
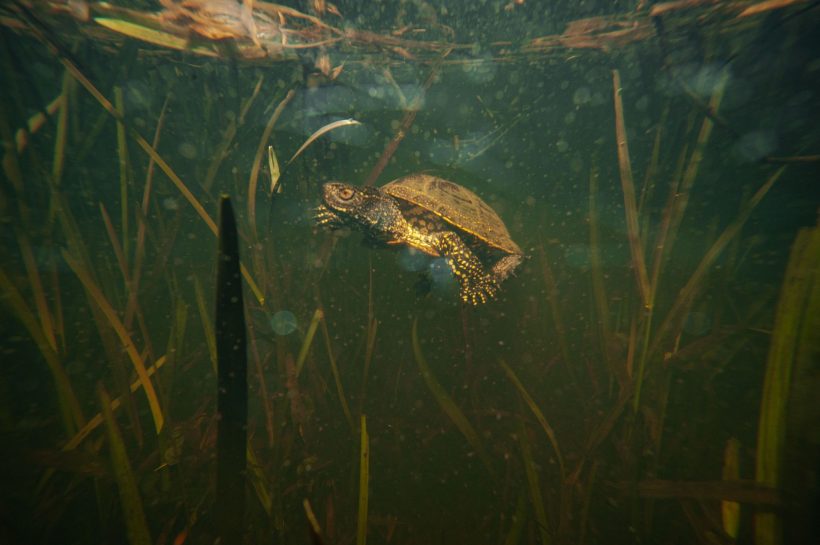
top-left (432, 231), bottom-right (499, 305)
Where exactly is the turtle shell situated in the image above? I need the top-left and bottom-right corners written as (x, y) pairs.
top-left (382, 174), bottom-right (522, 255)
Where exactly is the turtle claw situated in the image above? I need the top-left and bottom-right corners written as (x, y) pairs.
top-left (461, 275), bottom-right (499, 306)
top-left (314, 205), bottom-right (341, 227)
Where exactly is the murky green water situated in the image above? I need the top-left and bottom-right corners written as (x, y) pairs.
top-left (1, 1), bottom-right (818, 544)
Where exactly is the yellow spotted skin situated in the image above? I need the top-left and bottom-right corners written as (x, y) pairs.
top-left (317, 177), bottom-right (522, 305)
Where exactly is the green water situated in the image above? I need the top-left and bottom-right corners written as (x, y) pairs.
top-left (1, 1), bottom-right (818, 544)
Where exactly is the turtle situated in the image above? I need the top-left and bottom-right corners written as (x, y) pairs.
top-left (315, 173), bottom-right (523, 305)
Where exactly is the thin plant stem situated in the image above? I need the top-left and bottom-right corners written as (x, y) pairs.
top-left (114, 86), bottom-right (130, 262)
top-left (321, 316), bottom-right (353, 431)
top-left (356, 414), bottom-right (370, 545)
top-left (51, 70), bottom-right (70, 186)
top-left (412, 318), bottom-right (493, 474)
top-left (538, 246), bottom-right (572, 369)
top-left (125, 93), bottom-right (169, 329)
top-left (364, 53), bottom-right (449, 186)
top-left (100, 203), bottom-right (131, 287)
top-left (25, 23), bottom-right (265, 304)
top-left (14, 94), bottom-right (62, 154)
top-left (500, 360), bottom-right (564, 479)
top-left (247, 89), bottom-right (295, 235)
top-left (587, 166), bottom-right (611, 372)
top-left (660, 69), bottom-right (730, 275)
top-left (62, 249), bottom-right (164, 433)
top-left (612, 69), bottom-right (650, 310)
top-left (518, 416), bottom-right (550, 545)
top-left (295, 308), bottom-right (324, 377)
top-left (0, 266), bottom-right (84, 435)
top-left (16, 231), bottom-right (58, 352)
top-left (62, 356), bottom-right (167, 452)
top-left (652, 166), bottom-right (786, 355)
top-left (194, 276), bottom-right (217, 373)
top-left (98, 384), bottom-right (152, 545)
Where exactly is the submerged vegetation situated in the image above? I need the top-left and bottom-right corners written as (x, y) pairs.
top-left (1, 1), bottom-right (818, 544)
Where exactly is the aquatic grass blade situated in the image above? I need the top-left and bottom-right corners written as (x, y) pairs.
top-left (114, 86), bottom-right (130, 262)
top-left (34, 353), bottom-right (169, 497)
top-left (98, 384), bottom-right (152, 545)
top-left (364, 56), bottom-right (445, 186)
top-left (125, 93), bottom-right (169, 329)
top-left (247, 443), bottom-right (273, 517)
top-left (61, 250), bottom-right (164, 433)
top-left (215, 196), bottom-right (248, 543)
top-left (652, 166), bottom-right (786, 354)
top-left (722, 438), bottom-right (741, 539)
top-left (16, 231), bottom-right (58, 352)
top-left (538, 247), bottom-right (572, 369)
top-left (754, 226), bottom-right (819, 545)
top-left (295, 308), bottom-right (324, 377)
top-left (611, 69), bottom-right (650, 310)
top-left (656, 69), bottom-right (729, 281)
top-left (24, 27), bottom-right (265, 304)
top-left (359, 317), bottom-right (378, 409)
top-left (247, 89), bottom-right (294, 233)
top-left (63, 356), bottom-right (168, 452)
top-left (411, 318), bottom-right (492, 473)
top-left (356, 414), bottom-right (369, 545)
top-left (51, 70), bottom-right (70, 186)
top-left (287, 118), bottom-right (361, 165)
top-left (503, 492), bottom-right (527, 545)
top-left (99, 203), bottom-right (131, 287)
top-left (303, 498), bottom-right (326, 545)
top-left (321, 316), bottom-right (354, 431)
top-left (267, 145), bottom-right (281, 194)
top-left (500, 360), bottom-right (564, 479)
top-left (518, 417), bottom-right (551, 544)
top-left (587, 166), bottom-right (611, 372)
top-left (637, 104), bottom-right (668, 221)
top-left (94, 17), bottom-right (218, 56)
top-left (12, 94), bottom-right (63, 155)
top-left (194, 277), bottom-right (217, 373)
top-left (0, 267), bottom-right (84, 435)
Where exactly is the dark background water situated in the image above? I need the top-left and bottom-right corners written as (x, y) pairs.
top-left (1, 1), bottom-right (818, 544)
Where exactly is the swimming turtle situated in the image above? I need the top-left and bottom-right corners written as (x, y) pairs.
top-left (315, 173), bottom-right (523, 305)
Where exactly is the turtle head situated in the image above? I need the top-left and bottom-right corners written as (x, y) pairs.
top-left (318, 182), bottom-right (404, 233)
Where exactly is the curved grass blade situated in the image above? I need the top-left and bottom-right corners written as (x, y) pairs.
top-left (652, 166), bottom-right (786, 356)
top-left (98, 384), bottom-right (152, 545)
top-left (755, 225), bottom-right (819, 545)
top-left (303, 498), bottom-right (326, 545)
top-left (247, 89), bottom-right (295, 232)
top-left (500, 360), bottom-right (564, 479)
top-left (412, 318), bottom-right (492, 473)
top-left (0, 267), bottom-right (83, 435)
top-left (20, 17), bottom-right (265, 304)
top-left (321, 316), bottom-right (353, 431)
top-left (61, 250), bottom-right (164, 433)
top-left (64, 356), bottom-right (167, 452)
top-left (518, 416), bottom-right (551, 545)
top-left (287, 118), bottom-right (361, 166)
top-left (503, 491), bottom-right (527, 545)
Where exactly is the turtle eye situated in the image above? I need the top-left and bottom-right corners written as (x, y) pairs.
top-left (338, 187), bottom-right (355, 201)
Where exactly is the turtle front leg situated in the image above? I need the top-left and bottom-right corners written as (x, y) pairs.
top-left (431, 231), bottom-right (499, 305)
